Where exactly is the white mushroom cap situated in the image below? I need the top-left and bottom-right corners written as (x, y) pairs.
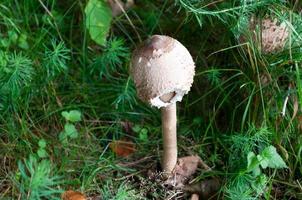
top-left (131, 35), bottom-right (195, 108)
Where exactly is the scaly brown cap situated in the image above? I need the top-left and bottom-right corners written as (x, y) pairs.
top-left (241, 16), bottom-right (289, 54)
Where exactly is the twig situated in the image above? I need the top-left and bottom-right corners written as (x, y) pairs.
top-left (281, 85), bottom-right (291, 117)
top-left (297, 180), bottom-right (302, 192)
top-left (166, 190), bottom-right (183, 200)
top-left (281, 95), bottom-right (289, 117)
top-left (113, 170), bottom-right (144, 181)
top-left (113, 0), bottom-right (141, 43)
top-left (198, 158), bottom-right (211, 171)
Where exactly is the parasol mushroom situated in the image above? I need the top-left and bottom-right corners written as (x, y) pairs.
top-left (131, 35), bottom-right (195, 174)
top-left (240, 16), bottom-right (289, 54)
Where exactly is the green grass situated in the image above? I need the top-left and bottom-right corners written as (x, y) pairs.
top-left (0, 0), bottom-right (302, 199)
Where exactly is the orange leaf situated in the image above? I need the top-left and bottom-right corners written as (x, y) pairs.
top-left (109, 140), bottom-right (136, 157)
top-left (62, 190), bottom-right (86, 200)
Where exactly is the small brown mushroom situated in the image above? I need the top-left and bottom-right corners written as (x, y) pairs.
top-left (131, 35), bottom-right (195, 174)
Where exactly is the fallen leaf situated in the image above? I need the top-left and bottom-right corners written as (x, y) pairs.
top-left (62, 190), bottom-right (86, 200)
top-left (184, 178), bottom-right (221, 199)
top-left (166, 155), bottom-right (202, 188)
top-left (109, 140), bottom-right (136, 157)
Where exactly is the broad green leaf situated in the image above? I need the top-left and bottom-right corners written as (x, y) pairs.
top-left (132, 125), bottom-right (141, 133)
top-left (253, 166), bottom-right (261, 176)
top-left (18, 34), bottom-right (29, 49)
top-left (59, 131), bottom-right (67, 143)
top-left (38, 139), bottom-right (47, 148)
top-left (61, 110), bottom-right (81, 122)
top-left (247, 152), bottom-right (261, 176)
top-left (0, 51), bottom-right (8, 66)
top-left (257, 154), bottom-right (268, 169)
top-left (64, 123), bottom-right (78, 139)
top-left (133, 125), bottom-right (148, 142)
top-left (8, 30), bottom-right (18, 44)
top-left (61, 111), bottom-right (69, 120)
top-left (252, 174), bottom-right (268, 195)
top-left (0, 38), bottom-right (10, 47)
top-left (37, 148), bottom-right (48, 158)
top-left (247, 152), bottom-right (257, 170)
top-left (139, 128), bottom-right (148, 142)
top-left (260, 146), bottom-right (287, 169)
top-left (85, 0), bottom-right (112, 46)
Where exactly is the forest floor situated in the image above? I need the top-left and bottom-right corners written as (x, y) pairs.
top-left (0, 0), bottom-right (302, 199)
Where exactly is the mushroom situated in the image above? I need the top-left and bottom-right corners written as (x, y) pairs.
top-left (260, 17), bottom-right (289, 54)
top-left (131, 35), bottom-right (195, 174)
top-left (240, 16), bottom-right (289, 54)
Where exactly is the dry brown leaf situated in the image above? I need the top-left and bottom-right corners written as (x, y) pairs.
top-left (166, 155), bottom-right (202, 188)
top-left (184, 178), bottom-right (221, 199)
top-left (109, 140), bottom-right (136, 157)
top-left (61, 190), bottom-right (86, 200)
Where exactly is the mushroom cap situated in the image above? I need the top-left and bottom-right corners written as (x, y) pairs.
top-left (260, 17), bottom-right (289, 54)
top-left (240, 16), bottom-right (289, 54)
top-left (131, 35), bottom-right (195, 108)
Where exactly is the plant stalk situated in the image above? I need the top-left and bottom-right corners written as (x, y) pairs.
top-left (161, 103), bottom-right (177, 174)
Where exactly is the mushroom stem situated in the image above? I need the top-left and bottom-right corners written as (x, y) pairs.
top-left (161, 103), bottom-right (177, 174)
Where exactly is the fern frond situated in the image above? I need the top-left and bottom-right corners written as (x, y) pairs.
top-left (43, 39), bottom-right (70, 78)
top-left (227, 126), bottom-right (272, 170)
top-left (112, 77), bottom-right (137, 110)
top-left (15, 155), bottom-right (62, 200)
top-left (0, 51), bottom-right (34, 98)
top-left (176, 0), bottom-right (285, 27)
top-left (90, 37), bottom-right (129, 79)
